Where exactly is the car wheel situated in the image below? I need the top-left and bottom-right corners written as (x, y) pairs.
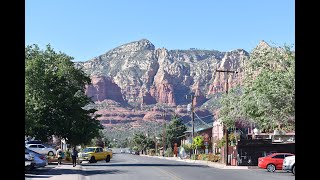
top-left (25, 165), bottom-right (34, 171)
top-left (266, 164), bottom-right (276, 172)
top-left (89, 156), bottom-right (96, 163)
top-left (106, 155), bottom-right (110, 162)
top-left (48, 151), bottom-right (54, 156)
top-left (292, 165), bottom-right (295, 175)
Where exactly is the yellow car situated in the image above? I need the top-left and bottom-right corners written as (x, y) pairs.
top-left (78, 147), bottom-right (112, 163)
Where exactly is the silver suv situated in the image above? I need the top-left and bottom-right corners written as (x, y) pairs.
top-left (26, 144), bottom-right (56, 156)
top-left (282, 155), bottom-right (295, 175)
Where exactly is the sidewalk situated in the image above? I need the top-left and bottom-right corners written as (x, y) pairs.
top-left (140, 154), bottom-right (258, 170)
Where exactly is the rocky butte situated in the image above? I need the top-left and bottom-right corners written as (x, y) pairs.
top-left (75, 39), bottom-right (268, 128)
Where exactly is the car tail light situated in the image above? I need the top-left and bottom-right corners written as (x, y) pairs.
top-left (40, 155), bottom-right (46, 160)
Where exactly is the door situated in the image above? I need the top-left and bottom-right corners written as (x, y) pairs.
top-left (37, 144), bottom-right (46, 154)
top-left (28, 145), bottom-right (39, 153)
top-left (97, 148), bottom-right (103, 160)
top-left (272, 154), bottom-right (285, 169)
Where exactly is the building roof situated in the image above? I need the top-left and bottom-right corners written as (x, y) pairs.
top-left (184, 126), bottom-right (213, 134)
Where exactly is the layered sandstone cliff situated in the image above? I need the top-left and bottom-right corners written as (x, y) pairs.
top-left (75, 39), bottom-right (268, 126)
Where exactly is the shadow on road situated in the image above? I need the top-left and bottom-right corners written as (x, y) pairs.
top-left (82, 163), bottom-right (209, 168)
top-left (25, 175), bottom-right (52, 178)
top-left (25, 167), bottom-right (124, 176)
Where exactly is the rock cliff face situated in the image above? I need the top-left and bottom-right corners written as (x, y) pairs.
top-left (75, 39), bottom-right (264, 127)
top-left (86, 76), bottom-right (125, 103)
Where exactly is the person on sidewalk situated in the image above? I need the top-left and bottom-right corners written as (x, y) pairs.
top-left (71, 147), bottom-right (79, 167)
top-left (56, 146), bottom-right (64, 165)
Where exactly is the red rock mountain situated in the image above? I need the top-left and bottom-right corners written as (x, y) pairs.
top-left (75, 39), bottom-right (266, 127)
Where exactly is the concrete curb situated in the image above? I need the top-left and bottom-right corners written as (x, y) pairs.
top-left (141, 155), bottom-right (255, 169)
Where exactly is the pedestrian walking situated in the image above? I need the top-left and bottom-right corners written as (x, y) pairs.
top-left (71, 147), bottom-right (79, 167)
top-left (56, 146), bottom-right (64, 165)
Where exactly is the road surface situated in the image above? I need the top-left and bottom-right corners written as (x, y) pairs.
top-left (81, 153), bottom-right (295, 180)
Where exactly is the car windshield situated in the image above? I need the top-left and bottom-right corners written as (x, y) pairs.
top-left (25, 147), bottom-right (42, 156)
top-left (82, 148), bottom-right (96, 153)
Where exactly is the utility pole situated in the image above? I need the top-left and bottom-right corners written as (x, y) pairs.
top-left (215, 69), bottom-right (238, 166)
top-left (186, 93), bottom-right (197, 155)
top-left (162, 107), bottom-right (166, 157)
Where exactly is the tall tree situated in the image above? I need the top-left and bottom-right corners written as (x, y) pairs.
top-left (25, 44), bottom-right (103, 145)
top-left (165, 115), bottom-right (187, 148)
top-left (242, 45), bottom-right (295, 132)
top-left (219, 44), bottom-right (295, 132)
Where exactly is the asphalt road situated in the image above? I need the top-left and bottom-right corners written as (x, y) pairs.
top-left (81, 153), bottom-right (295, 180)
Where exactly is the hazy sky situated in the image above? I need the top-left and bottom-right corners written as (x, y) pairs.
top-left (26, 0), bottom-right (294, 62)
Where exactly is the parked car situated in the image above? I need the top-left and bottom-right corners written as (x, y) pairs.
top-left (132, 151), bottom-right (139, 155)
top-left (25, 151), bottom-right (34, 170)
top-left (258, 153), bottom-right (294, 172)
top-left (25, 147), bottom-right (48, 170)
top-left (25, 140), bottom-right (42, 145)
top-left (25, 144), bottom-right (56, 156)
top-left (282, 155), bottom-right (295, 175)
top-left (78, 147), bottom-right (113, 163)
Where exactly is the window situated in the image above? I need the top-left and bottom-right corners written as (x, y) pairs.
top-left (272, 154), bottom-right (285, 159)
top-left (29, 145), bottom-right (37, 148)
top-left (285, 154), bottom-right (293, 157)
top-left (38, 145), bottom-right (45, 148)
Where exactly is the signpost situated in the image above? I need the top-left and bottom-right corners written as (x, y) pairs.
top-left (204, 134), bottom-right (209, 154)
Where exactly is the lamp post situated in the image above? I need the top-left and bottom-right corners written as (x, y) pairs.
top-left (215, 69), bottom-right (238, 165)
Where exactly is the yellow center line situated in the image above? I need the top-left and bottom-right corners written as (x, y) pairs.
top-left (153, 166), bottom-right (181, 180)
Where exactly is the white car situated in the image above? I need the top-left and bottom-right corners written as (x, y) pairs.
top-left (282, 155), bottom-right (295, 175)
top-left (25, 144), bottom-right (56, 156)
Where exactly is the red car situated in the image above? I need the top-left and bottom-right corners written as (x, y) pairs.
top-left (258, 153), bottom-right (294, 172)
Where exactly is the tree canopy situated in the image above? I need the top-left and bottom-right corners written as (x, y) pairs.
top-left (219, 44), bottom-right (295, 132)
top-left (25, 44), bottom-right (103, 145)
top-left (165, 114), bottom-right (187, 148)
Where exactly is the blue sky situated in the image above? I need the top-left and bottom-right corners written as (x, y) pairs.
top-left (26, 0), bottom-right (294, 62)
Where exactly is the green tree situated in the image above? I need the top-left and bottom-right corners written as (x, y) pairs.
top-left (219, 44), bottom-right (295, 133)
top-left (192, 135), bottom-right (204, 155)
top-left (165, 115), bottom-right (187, 148)
top-left (219, 86), bottom-right (248, 129)
top-left (241, 44), bottom-right (295, 132)
top-left (25, 44), bottom-right (103, 145)
top-left (132, 132), bottom-right (155, 153)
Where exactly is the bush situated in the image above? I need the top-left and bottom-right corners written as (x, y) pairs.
top-left (65, 150), bottom-right (71, 158)
top-left (208, 153), bottom-right (221, 162)
top-left (165, 147), bottom-right (173, 157)
top-left (191, 154), bottom-right (198, 160)
top-left (181, 144), bottom-right (192, 154)
top-left (148, 149), bottom-right (156, 156)
top-left (64, 150), bottom-right (71, 161)
top-left (198, 154), bottom-right (208, 161)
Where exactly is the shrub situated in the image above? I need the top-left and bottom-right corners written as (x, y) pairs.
top-left (165, 147), bottom-right (173, 157)
top-left (208, 153), bottom-right (221, 162)
top-left (65, 150), bottom-right (71, 158)
top-left (148, 149), bottom-right (155, 156)
top-left (191, 154), bottom-right (198, 160)
top-left (181, 144), bottom-right (193, 154)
